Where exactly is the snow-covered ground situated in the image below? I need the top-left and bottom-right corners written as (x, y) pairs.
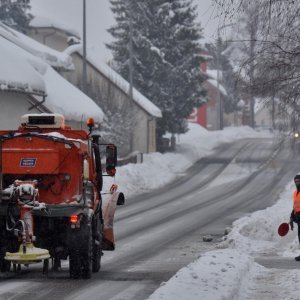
top-left (147, 181), bottom-right (300, 300)
top-left (104, 123), bottom-right (300, 300)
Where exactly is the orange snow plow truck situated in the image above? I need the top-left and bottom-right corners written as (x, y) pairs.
top-left (0, 114), bottom-right (124, 279)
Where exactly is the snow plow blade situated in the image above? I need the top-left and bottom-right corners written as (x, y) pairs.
top-left (102, 191), bottom-right (125, 250)
top-left (5, 243), bottom-right (50, 264)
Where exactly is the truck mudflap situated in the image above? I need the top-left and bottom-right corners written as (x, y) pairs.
top-left (102, 191), bottom-right (124, 250)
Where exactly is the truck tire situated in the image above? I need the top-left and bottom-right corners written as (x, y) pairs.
top-left (0, 221), bottom-right (10, 273)
top-left (69, 220), bottom-right (92, 279)
top-left (92, 237), bottom-right (101, 272)
top-left (0, 236), bottom-right (18, 273)
top-left (92, 216), bottom-right (102, 273)
top-left (69, 248), bottom-right (81, 279)
top-left (81, 223), bottom-right (92, 279)
top-left (0, 245), bottom-right (11, 273)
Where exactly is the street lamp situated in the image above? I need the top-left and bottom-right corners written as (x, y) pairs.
top-left (216, 36), bottom-right (223, 130)
top-left (129, 4), bottom-right (134, 153)
top-left (216, 23), bottom-right (235, 130)
top-left (82, 0), bottom-right (87, 94)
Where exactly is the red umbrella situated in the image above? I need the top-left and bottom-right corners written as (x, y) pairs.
top-left (278, 223), bottom-right (290, 237)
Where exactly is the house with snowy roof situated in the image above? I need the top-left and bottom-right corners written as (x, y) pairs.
top-left (188, 59), bottom-right (227, 130)
top-left (0, 22), bottom-right (103, 131)
top-left (29, 16), bottom-right (162, 155)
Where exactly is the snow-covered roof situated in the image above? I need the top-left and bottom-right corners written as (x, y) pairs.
top-left (65, 45), bottom-right (162, 118)
top-left (0, 35), bottom-right (46, 95)
top-left (0, 22), bottom-right (73, 70)
top-left (206, 69), bottom-right (223, 81)
top-left (199, 53), bottom-right (213, 60)
top-left (43, 66), bottom-right (104, 123)
top-left (237, 99), bottom-right (246, 109)
top-left (64, 43), bottom-right (82, 56)
top-left (206, 79), bottom-right (227, 96)
top-left (30, 16), bottom-right (80, 39)
top-left (89, 56), bottom-right (162, 118)
top-left (0, 25), bottom-right (104, 123)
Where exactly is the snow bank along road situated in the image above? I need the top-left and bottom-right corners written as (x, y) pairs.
top-left (0, 137), bottom-right (297, 300)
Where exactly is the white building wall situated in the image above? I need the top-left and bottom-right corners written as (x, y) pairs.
top-left (0, 92), bottom-right (42, 129)
top-left (206, 105), bottom-right (218, 130)
top-left (30, 28), bottom-right (70, 52)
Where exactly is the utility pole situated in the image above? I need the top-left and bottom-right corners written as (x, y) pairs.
top-left (271, 93), bottom-right (275, 130)
top-left (82, 0), bottom-right (87, 94)
top-left (128, 1), bottom-right (134, 153)
top-left (249, 30), bottom-right (255, 129)
top-left (216, 36), bottom-right (223, 130)
top-left (248, 5), bottom-right (259, 129)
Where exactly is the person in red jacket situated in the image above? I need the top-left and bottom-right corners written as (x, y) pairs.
top-left (291, 174), bottom-right (300, 261)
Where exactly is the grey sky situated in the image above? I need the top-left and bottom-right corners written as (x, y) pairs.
top-left (30, 0), bottom-right (220, 61)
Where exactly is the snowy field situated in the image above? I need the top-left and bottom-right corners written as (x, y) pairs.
top-left (104, 124), bottom-right (300, 300)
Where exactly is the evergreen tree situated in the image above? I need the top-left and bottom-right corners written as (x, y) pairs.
top-left (0, 0), bottom-right (32, 33)
top-left (108, 0), bottom-right (207, 141)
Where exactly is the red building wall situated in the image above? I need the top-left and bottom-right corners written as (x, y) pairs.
top-left (187, 104), bottom-right (207, 128)
top-left (187, 53), bottom-right (209, 128)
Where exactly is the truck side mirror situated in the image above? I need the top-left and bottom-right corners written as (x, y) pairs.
top-left (106, 144), bottom-right (117, 176)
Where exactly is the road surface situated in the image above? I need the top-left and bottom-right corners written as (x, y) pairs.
top-left (0, 137), bottom-right (298, 300)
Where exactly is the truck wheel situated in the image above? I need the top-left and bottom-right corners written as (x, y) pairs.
top-left (69, 220), bottom-right (92, 279)
top-left (0, 248), bottom-right (10, 273)
top-left (0, 259), bottom-right (10, 273)
top-left (92, 238), bottom-right (101, 273)
top-left (81, 222), bottom-right (92, 279)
